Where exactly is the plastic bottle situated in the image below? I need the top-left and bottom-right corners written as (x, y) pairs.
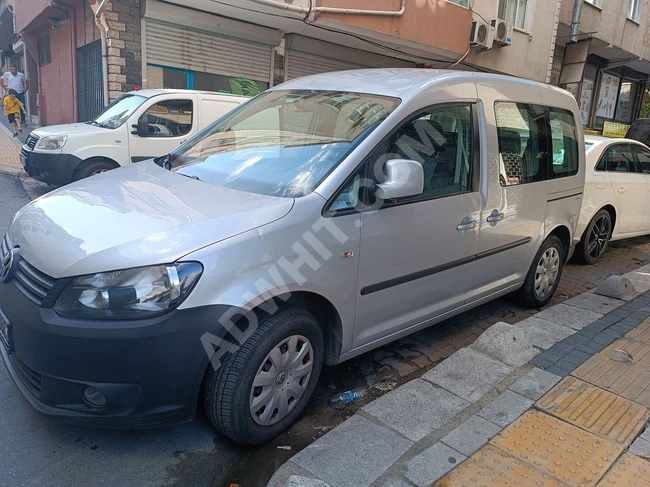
top-left (328, 388), bottom-right (366, 405)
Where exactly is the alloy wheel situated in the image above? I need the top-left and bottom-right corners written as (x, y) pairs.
top-left (249, 335), bottom-right (314, 426)
top-left (587, 214), bottom-right (611, 261)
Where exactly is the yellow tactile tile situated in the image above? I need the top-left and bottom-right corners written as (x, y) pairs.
top-left (601, 338), bottom-right (650, 368)
top-left (536, 376), bottom-right (649, 447)
top-left (596, 453), bottom-right (650, 487)
top-left (490, 410), bottom-right (623, 486)
top-left (627, 318), bottom-right (650, 345)
top-left (573, 346), bottom-right (650, 408)
top-left (0, 125), bottom-right (22, 169)
top-left (435, 444), bottom-right (572, 487)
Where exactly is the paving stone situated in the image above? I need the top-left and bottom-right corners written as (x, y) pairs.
top-left (440, 415), bottom-right (502, 456)
top-left (546, 364), bottom-right (571, 377)
top-left (624, 269), bottom-right (650, 293)
top-left (421, 348), bottom-right (513, 402)
top-left (531, 355), bottom-right (555, 369)
top-left (403, 442), bottom-right (466, 487)
top-left (477, 390), bottom-right (534, 428)
top-left (285, 476), bottom-right (332, 487)
top-left (380, 479), bottom-right (412, 487)
top-left (641, 425), bottom-right (650, 442)
top-left (564, 292), bottom-right (625, 315)
top-left (596, 453), bottom-right (650, 487)
top-left (516, 317), bottom-right (576, 350)
top-left (533, 303), bottom-right (603, 331)
top-left (629, 437), bottom-right (650, 458)
top-left (363, 379), bottom-right (469, 442)
top-left (470, 321), bottom-right (539, 367)
top-left (378, 357), bottom-right (418, 377)
top-left (595, 275), bottom-right (639, 301)
top-left (508, 368), bottom-right (562, 401)
top-left (291, 415), bottom-right (412, 487)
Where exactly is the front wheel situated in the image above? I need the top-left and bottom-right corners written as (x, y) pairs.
top-left (575, 209), bottom-right (612, 265)
top-left (512, 235), bottom-right (565, 308)
top-left (73, 159), bottom-right (117, 181)
top-left (203, 307), bottom-right (324, 444)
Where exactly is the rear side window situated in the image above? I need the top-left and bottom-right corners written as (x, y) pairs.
top-left (495, 102), bottom-right (579, 186)
top-left (633, 145), bottom-right (650, 174)
top-left (599, 144), bottom-right (637, 172)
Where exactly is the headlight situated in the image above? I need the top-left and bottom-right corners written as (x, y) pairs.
top-left (37, 135), bottom-right (67, 150)
top-left (54, 263), bottom-right (203, 320)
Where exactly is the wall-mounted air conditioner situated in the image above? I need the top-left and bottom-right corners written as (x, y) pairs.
top-left (491, 19), bottom-right (513, 47)
top-left (470, 19), bottom-right (494, 50)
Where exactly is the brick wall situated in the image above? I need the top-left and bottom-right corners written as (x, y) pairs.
top-left (102, 0), bottom-right (141, 101)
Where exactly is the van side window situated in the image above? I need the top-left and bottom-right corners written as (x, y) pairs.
top-left (374, 105), bottom-right (474, 203)
top-left (632, 145), bottom-right (650, 174)
top-left (140, 100), bottom-right (193, 137)
top-left (495, 102), bottom-right (549, 186)
top-left (549, 109), bottom-right (579, 178)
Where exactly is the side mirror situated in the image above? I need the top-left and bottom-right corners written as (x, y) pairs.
top-left (375, 159), bottom-right (424, 201)
top-left (131, 118), bottom-right (149, 136)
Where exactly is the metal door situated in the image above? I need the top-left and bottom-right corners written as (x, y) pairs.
top-left (77, 40), bottom-right (104, 122)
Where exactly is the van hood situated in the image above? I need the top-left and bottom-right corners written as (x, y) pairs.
top-left (31, 123), bottom-right (107, 138)
top-left (8, 162), bottom-right (294, 278)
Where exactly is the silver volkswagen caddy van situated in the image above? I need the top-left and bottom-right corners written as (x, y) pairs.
top-left (0, 69), bottom-right (584, 444)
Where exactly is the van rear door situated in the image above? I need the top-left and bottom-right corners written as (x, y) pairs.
top-left (198, 96), bottom-right (245, 129)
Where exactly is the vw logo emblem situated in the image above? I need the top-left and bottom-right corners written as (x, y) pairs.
top-left (1, 248), bottom-right (17, 284)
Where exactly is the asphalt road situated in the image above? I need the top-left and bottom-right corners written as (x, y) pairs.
top-left (0, 174), bottom-right (243, 487)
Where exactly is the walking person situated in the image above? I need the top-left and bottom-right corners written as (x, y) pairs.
top-left (1, 65), bottom-right (29, 125)
top-left (4, 89), bottom-right (27, 137)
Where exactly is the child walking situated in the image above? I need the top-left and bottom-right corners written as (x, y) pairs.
top-left (4, 89), bottom-right (27, 137)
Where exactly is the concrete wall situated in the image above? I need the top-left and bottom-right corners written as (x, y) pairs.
top-left (316, 0), bottom-right (472, 57)
top-left (466, 0), bottom-right (560, 82)
top-left (559, 0), bottom-right (650, 59)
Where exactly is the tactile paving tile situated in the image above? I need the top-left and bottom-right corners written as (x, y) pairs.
top-left (435, 444), bottom-right (572, 487)
top-left (627, 319), bottom-right (650, 345)
top-left (601, 339), bottom-right (650, 368)
top-left (537, 376), bottom-right (649, 447)
top-left (596, 453), bottom-right (650, 486)
top-left (490, 410), bottom-right (623, 486)
top-left (573, 347), bottom-right (650, 408)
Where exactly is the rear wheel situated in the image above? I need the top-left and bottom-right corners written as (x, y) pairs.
top-left (73, 159), bottom-right (117, 181)
top-left (512, 235), bottom-right (565, 308)
top-left (203, 307), bottom-right (324, 444)
top-left (576, 209), bottom-right (612, 265)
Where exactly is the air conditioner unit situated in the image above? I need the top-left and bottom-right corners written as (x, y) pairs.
top-left (470, 19), bottom-right (494, 50)
top-left (491, 19), bottom-right (513, 46)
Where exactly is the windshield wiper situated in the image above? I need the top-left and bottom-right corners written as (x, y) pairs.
top-left (85, 120), bottom-right (100, 126)
top-left (178, 172), bottom-right (202, 181)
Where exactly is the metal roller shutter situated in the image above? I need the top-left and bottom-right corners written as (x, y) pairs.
top-left (146, 20), bottom-right (271, 82)
top-left (287, 51), bottom-right (366, 80)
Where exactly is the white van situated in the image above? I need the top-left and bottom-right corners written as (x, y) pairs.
top-left (19, 89), bottom-right (248, 186)
top-left (1, 70), bottom-right (585, 444)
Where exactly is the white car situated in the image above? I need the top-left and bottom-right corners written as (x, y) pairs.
top-left (575, 135), bottom-right (650, 264)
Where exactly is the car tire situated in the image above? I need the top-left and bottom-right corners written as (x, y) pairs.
top-left (204, 306), bottom-right (324, 445)
top-left (512, 235), bottom-right (565, 309)
top-left (575, 209), bottom-right (612, 265)
top-left (73, 159), bottom-right (117, 181)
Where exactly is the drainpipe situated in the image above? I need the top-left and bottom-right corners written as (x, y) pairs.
top-left (569, 0), bottom-right (583, 43)
top-left (50, 1), bottom-right (78, 121)
top-left (251, 0), bottom-right (405, 16)
top-left (93, 4), bottom-right (110, 107)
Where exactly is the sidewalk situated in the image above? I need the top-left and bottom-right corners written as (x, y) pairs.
top-left (0, 120), bottom-right (25, 177)
top-left (269, 266), bottom-right (650, 487)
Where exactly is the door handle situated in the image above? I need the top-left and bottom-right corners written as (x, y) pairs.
top-left (457, 217), bottom-right (477, 233)
top-left (486, 209), bottom-right (505, 226)
top-left (618, 187), bottom-right (627, 194)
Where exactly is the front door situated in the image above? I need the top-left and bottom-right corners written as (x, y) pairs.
top-left (353, 104), bottom-right (481, 348)
top-left (129, 96), bottom-right (196, 163)
top-left (601, 144), bottom-right (647, 234)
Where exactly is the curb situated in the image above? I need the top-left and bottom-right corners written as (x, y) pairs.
top-left (268, 266), bottom-right (650, 487)
top-left (0, 165), bottom-right (26, 178)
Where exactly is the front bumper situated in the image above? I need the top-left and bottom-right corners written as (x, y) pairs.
top-left (0, 275), bottom-right (235, 429)
top-left (21, 147), bottom-right (82, 187)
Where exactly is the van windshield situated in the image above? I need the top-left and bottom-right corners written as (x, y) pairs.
top-left (89, 94), bottom-right (147, 129)
top-left (168, 90), bottom-right (400, 197)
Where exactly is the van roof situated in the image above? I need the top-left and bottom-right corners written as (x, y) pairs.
top-left (273, 68), bottom-right (567, 99)
top-left (125, 89), bottom-right (249, 99)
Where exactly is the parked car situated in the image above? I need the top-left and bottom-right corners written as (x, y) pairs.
top-left (626, 118), bottom-right (650, 147)
top-left (574, 135), bottom-right (650, 264)
top-left (0, 69), bottom-right (585, 444)
top-left (20, 89), bottom-right (248, 186)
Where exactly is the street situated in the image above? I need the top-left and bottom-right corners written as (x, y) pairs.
top-left (3, 172), bottom-right (650, 487)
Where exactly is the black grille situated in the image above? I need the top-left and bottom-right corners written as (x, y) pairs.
top-left (25, 134), bottom-right (39, 150)
top-left (10, 354), bottom-right (42, 397)
top-left (1, 235), bottom-right (57, 306)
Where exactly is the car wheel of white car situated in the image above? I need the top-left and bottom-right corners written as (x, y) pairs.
top-left (203, 306), bottom-right (324, 445)
top-left (512, 235), bottom-right (565, 308)
top-left (74, 159), bottom-right (118, 181)
top-left (576, 209), bottom-right (612, 265)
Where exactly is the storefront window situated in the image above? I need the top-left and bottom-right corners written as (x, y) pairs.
top-left (596, 73), bottom-right (620, 120)
top-left (163, 68), bottom-right (189, 89)
top-left (579, 79), bottom-right (595, 125)
top-left (640, 87), bottom-right (650, 119)
top-left (615, 82), bottom-right (636, 123)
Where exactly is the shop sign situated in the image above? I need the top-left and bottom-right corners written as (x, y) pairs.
top-left (596, 74), bottom-right (620, 119)
top-left (602, 121), bottom-right (631, 138)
